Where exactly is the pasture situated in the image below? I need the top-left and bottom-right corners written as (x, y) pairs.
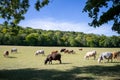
top-left (0, 46), bottom-right (120, 80)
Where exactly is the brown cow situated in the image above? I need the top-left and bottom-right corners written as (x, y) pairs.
top-left (64, 50), bottom-right (69, 53)
top-left (112, 51), bottom-right (120, 59)
top-left (44, 53), bottom-right (62, 64)
top-left (68, 50), bottom-right (75, 54)
top-left (3, 51), bottom-right (9, 57)
top-left (60, 48), bottom-right (66, 52)
top-left (79, 48), bottom-right (83, 51)
top-left (51, 50), bottom-right (58, 54)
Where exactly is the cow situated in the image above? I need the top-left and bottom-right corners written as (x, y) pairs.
top-left (11, 48), bottom-right (17, 53)
top-left (3, 51), bottom-right (9, 57)
top-left (35, 50), bottom-right (45, 56)
top-left (98, 52), bottom-right (113, 63)
top-left (84, 50), bottom-right (97, 60)
top-left (64, 50), bottom-right (69, 53)
top-left (60, 48), bottom-right (66, 52)
top-left (112, 51), bottom-right (120, 59)
top-left (79, 48), bottom-right (83, 51)
top-left (44, 53), bottom-right (62, 64)
top-left (68, 50), bottom-right (75, 54)
top-left (51, 50), bottom-right (58, 54)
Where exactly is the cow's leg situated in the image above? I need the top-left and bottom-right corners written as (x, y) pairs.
top-left (107, 59), bottom-right (109, 62)
top-left (48, 58), bottom-right (51, 64)
top-left (88, 56), bottom-right (89, 60)
top-left (43, 53), bottom-right (45, 56)
top-left (111, 58), bottom-right (112, 62)
top-left (49, 61), bottom-right (51, 64)
top-left (59, 59), bottom-right (62, 64)
top-left (114, 54), bottom-right (117, 59)
top-left (94, 55), bottom-right (96, 60)
top-left (48, 61), bottom-right (50, 64)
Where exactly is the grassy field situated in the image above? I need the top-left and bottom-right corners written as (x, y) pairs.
top-left (0, 46), bottom-right (120, 80)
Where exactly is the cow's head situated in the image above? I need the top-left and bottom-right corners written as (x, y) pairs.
top-left (44, 58), bottom-right (49, 64)
top-left (98, 56), bottom-right (103, 63)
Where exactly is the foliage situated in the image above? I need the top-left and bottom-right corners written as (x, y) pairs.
top-left (0, 0), bottom-right (120, 34)
top-left (0, 0), bottom-right (49, 26)
top-left (0, 25), bottom-right (120, 47)
top-left (26, 33), bottom-right (39, 46)
top-left (83, 0), bottom-right (120, 34)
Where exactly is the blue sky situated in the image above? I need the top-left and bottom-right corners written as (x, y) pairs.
top-left (1, 0), bottom-right (119, 36)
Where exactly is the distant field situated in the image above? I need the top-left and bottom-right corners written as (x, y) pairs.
top-left (0, 46), bottom-right (120, 80)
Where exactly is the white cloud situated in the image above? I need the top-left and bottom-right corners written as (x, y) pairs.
top-left (19, 18), bottom-right (119, 36)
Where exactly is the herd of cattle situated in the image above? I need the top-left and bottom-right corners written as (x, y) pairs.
top-left (3, 48), bottom-right (120, 64)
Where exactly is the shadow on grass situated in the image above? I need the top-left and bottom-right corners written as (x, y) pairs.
top-left (47, 62), bottom-right (72, 65)
top-left (8, 56), bottom-right (17, 58)
top-left (105, 61), bottom-right (120, 63)
top-left (0, 65), bottom-right (120, 80)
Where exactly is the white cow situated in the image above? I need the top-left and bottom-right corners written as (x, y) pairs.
top-left (98, 52), bottom-right (113, 63)
top-left (84, 50), bottom-right (97, 60)
top-left (11, 48), bottom-right (17, 53)
top-left (35, 50), bottom-right (45, 56)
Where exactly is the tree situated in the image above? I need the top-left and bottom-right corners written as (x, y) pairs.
top-left (68, 37), bottom-right (78, 47)
top-left (83, 0), bottom-right (120, 34)
top-left (99, 35), bottom-right (106, 47)
top-left (0, 0), bottom-right (120, 34)
top-left (0, 0), bottom-right (49, 26)
top-left (25, 33), bottom-right (39, 46)
top-left (75, 33), bottom-right (86, 47)
top-left (110, 36), bottom-right (120, 47)
top-left (54, 31), bottom-right (63, 46)
top-left (0, 33), bottom-right (4, 44)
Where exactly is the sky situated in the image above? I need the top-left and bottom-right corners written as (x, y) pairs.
top-left (1, 0), bottom-right (120, 36)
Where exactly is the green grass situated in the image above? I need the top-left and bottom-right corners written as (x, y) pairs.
top-left (0, 46), bottom-right (120, 80)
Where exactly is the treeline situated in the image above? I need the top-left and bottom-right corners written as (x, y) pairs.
top-left (0, 24), bottom-right (120, 47)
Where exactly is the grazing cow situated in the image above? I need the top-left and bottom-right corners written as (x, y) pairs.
top-left (112, 51), bottom-right (120, 59)
top-left (3, 51), bottom-right (9, 57)
top-left (68, 50), bottom-right (75, 54)
top-left (51, 50), bottom-right (58, 54)
top-left (64, 50), bottom-right (69, 53)
top-left (44, 53), bottom-right (62, 64)
top-left (84, 50), bottom-right (97, 60)
top-left (35, 50), bottom-right (45, 56)
top-left (60, 48), bottom-right (66, 52)
top-left (79, 48), bottom-right (83, 51)
top-left (11, 48), bottom-right (17, 53)
top-left (98, 52), bottom-right (113, 63)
